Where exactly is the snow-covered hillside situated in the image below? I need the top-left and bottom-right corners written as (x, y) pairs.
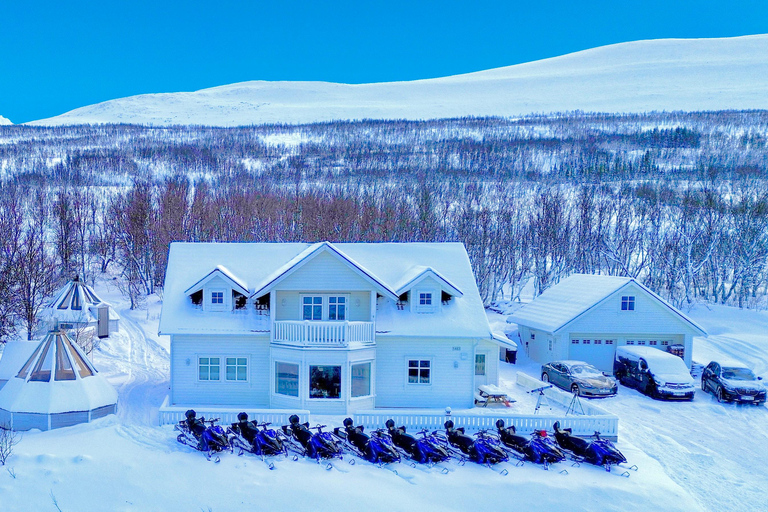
top-left (0, 115), bottom-right (12, 125)
top-left (27, 34), bottom-right (768, 127)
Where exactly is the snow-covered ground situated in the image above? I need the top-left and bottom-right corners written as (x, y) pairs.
top-left (27, 34), bottom-right (768, 127)
top-left (1, 283), bottom-right (765, 511)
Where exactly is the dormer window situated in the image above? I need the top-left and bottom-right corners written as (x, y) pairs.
top-left (210, 289), bottom-right (226, 311)
top-left (621, 296), bottom-right (635, 311)
top-left (414, 289), bottom-right (439, 313)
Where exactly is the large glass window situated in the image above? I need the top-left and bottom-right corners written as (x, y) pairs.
top-left (328, 296), bottom-right (346, 320)
top-left (351, 362), bottom-right (371, 397)
top-left (408, 359), bottom-right (431, 384)
top-left (226, 357), bottom-right (248, 381)
top-left (199, 357), bottom-right (220, 381)
top-left (303, 296), bottom-right (323, 320)
top-left (275, 362), bottom-right (299, 397)
top-left (309, 365), bottom-right (341, 399)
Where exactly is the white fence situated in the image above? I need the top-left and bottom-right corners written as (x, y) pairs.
top-left (353, 373), bottom-right (619, 440)
top-left (272, 320), bottom-right (375, 346)
top-left (158, 396), bottom-right (309, 427)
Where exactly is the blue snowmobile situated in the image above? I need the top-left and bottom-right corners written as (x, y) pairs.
top-left (229, 412), bottom-right (286, 460)
top-left (552, 421), bottom-right (628, 470)
top-left (442, 420), bottom-right (508, 466)
top-left (333, 418), bottom-right (400, 465)
top-left (496, 419), bottom-right (565, 467)
top-left (385, 419), bottom-right (450, 465)
top-left (175, 409), bottom-right (232, 462)
top-left (282, 414), bottom-right (344, 465)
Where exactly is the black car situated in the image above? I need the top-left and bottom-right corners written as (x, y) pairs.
top-left (701, 361), bottom-right (766, 405)
top-left (540, 360), bottom-right (618, 397)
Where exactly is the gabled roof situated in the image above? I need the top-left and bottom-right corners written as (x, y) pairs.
top-left (159, 242), bottom-right (490, 338)
top-left (184, 264), bottom-right (249, 296)
top-left (249, 242), bottom-right (398, 300)
top-left (508, 274), bottom-right (706, 335)
top-left (392, 266), bottom-right (464, 298)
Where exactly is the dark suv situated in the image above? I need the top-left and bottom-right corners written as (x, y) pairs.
top-left (701, 361), bottom-right (766, 405)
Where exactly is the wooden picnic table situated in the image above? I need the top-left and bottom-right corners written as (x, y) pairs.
top-left (475, 384), bottom-right (516, 407)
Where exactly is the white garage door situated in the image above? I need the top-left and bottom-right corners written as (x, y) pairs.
top-left (568, 337), bottom-right (616, 372)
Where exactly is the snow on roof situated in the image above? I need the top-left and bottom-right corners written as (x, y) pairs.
top-left (160, 242), bottom-right (492, 339)
top-left (507, 274), bottom-right (705, 335)
top-left (392, 266), bottom-right (463, 298)
top-left (249, 242), bottom-right (397, 300)
top-left (0, 341), bottom-right (39, 383)
top-left (491, 331), bottom-right (517, 350)
top-left (183, 264), bottom-right (249, 296)
top-left (38, 277), bottom-right (118, 324)
top-left (0, 331), bottom-right (117, 414)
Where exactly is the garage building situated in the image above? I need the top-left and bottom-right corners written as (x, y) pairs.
top-left (508, 274), bottom-right (706, 372)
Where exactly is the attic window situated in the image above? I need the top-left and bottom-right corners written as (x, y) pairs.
top-left (413, 290), bottom-right (438, 313)
top-left (621, 296), bottom-right (635, 311)
top-left (191, 290), bottom-right (203, 306)
top-left (233, 291), bottom-right (247, 310)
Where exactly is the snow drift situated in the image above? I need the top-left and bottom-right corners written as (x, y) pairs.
top-left (27, 34), bottom-right (768, 127)
top-left (0, 115), bottom-right (12, 125)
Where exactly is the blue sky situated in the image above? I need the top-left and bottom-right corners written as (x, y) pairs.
top-left (1, 1), bottom-right (766, 123)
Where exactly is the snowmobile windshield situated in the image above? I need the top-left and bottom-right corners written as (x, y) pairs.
top-left (570, 364), bottom-right (603, 377)
top-left (722, 367), bottom-right (756, 381)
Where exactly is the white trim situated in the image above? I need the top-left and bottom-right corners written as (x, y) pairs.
top-left (405, 357), bottom-right (432, 386)
top-left (411, 289), bottom-right (439, 313)
top-left (209, 288), bottom-right (226, 312)
top-left (184, 266), bottom-right (249, 296)
top-left (299, 293), bottom-right (350, 321)
top-left (394, 267), bottom-right (464, 298)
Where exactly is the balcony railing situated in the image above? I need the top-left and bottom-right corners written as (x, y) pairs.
top-left (272, 320), bottom-right (375, 346)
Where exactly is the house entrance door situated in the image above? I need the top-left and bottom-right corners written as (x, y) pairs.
top-left (474, 353), bottom-right (489, 389)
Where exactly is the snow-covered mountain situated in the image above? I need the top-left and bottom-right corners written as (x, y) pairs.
top-left (0, 115), bottom-right (12, 125)
top-left (28, 34), bottom-right (768, 127)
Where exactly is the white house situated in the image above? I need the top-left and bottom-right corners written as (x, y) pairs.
top-left (507, 274), bottom-right (706, 371)
top-left (159, 242), bottom-right (515, 415)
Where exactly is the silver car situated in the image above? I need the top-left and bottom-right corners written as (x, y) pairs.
top-left (541, 360), bottom-right (618, 397)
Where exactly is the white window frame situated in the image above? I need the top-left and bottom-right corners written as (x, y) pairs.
top-left (209, 288), bottom-right (226, 311)
top-left (198, 356), bottom-right (221, 382)
top-left (621, 295), bottom-right (636, 311)
top-left (406, 358), bottom-right (432, 385)
top-left (224, 356), bottom-right (249, 382)
top-left (412, 289), bottom-right (439, 313)
top-left (300, 294), bottom-right (350, 321)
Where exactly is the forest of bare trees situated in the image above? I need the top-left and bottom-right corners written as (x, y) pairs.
top-left (1, 110), bottom-right (767, 341)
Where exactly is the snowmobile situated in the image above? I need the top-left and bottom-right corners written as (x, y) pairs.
top-left (281, 414), bottom-right (344, 465)
top-left (442, 420), bottom-right (508, 466)
top-left (229, 413), bottom-right (286, 458)
top-left (175, 409), bottom-right (232, 462)
top-left (333, 418), bottom-right (400, 465)
top-left (495, 419), bottom-right (565, 466)
top-left (385, 419), bottom-right (450, 465)
top-left (552, 421), bottom-right (628, 470)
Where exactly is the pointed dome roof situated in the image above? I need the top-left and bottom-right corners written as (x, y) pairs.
top-left (38, 276), bottom-right (118, 325)
top-left (0, 330), bottom-right (117, 417)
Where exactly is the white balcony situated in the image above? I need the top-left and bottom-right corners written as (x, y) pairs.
top-left (272, 320), bottom-right (375, 347)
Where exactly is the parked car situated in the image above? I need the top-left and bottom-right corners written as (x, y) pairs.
top-left (701, 360), bottom-right (766, 405)
top-left (614, 346), bottom-right (695, 401)
top-left (540, 360), bottom-right (618, 397)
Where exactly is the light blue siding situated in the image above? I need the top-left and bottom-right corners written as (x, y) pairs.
top-left (170, 334), bottom-right (270, 407)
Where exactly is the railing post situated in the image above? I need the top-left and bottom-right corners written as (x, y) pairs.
top-left (344, 321), bottom-right (350, 345)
